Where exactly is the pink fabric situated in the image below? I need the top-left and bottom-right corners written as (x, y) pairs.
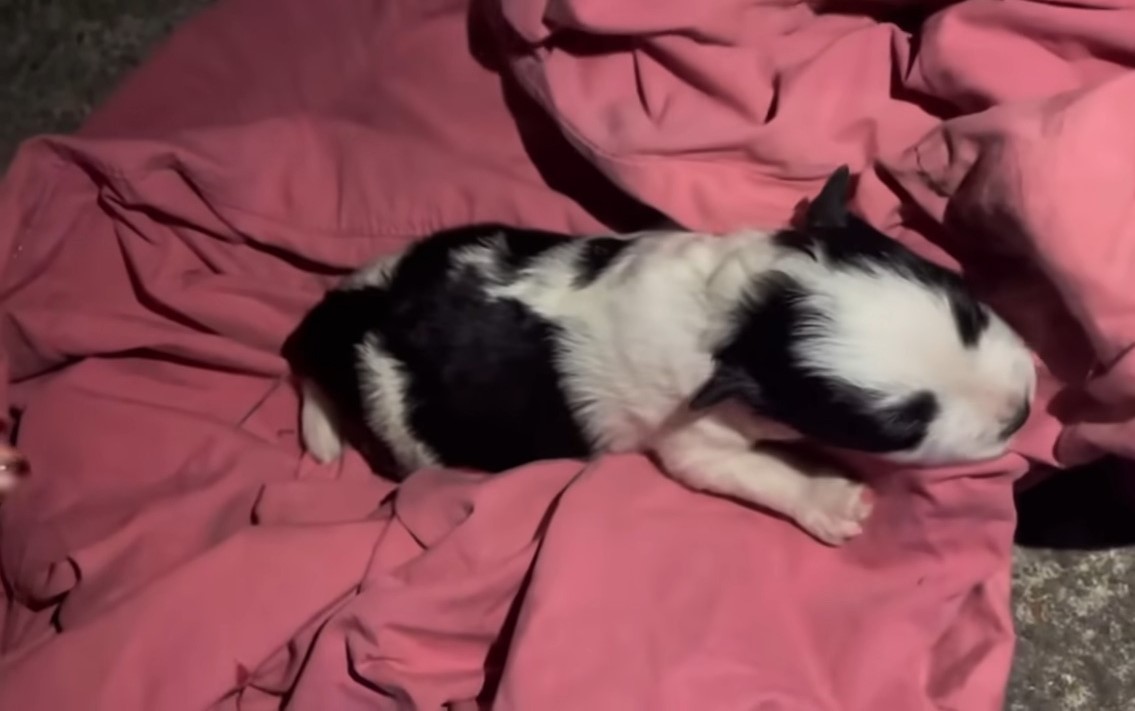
top-left (1, 0), bottom-right (1133, 708)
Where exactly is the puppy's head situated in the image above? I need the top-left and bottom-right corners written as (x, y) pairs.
top-left (694, 167), bottom-right (1036, 465)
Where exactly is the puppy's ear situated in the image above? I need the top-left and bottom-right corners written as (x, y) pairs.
top-left (689, 365), bottom-right (763, 411)
top-left (805, 165), bottom-right (851, 229)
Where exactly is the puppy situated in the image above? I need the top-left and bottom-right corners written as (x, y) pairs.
top-left (283, 167), bottom-right (1036, 545)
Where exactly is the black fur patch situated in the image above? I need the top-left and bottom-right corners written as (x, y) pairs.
top-left (286, 224), bottom-right (593, 476)
top-left (710, 271), bottom-right (938, 454)
top-left (948, 296), bottom-right (991, 348)
top-left (574, 236), bottom-right (636, 287)
top-left (382, 225), bottom-right (592, 471)
top-left (283, 287), bottom-right (383, 421)
top-left (774, 217), bottom-right (991, 348)
top-left (282, 287), bottom-right (401, 473)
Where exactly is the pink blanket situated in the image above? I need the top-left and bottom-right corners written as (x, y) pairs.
top-left (2, 0), bottom-right (1134, 707)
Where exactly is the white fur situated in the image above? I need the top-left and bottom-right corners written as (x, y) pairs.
top-left (482, 229), bottom-right (887, 544)
top-left (306, 247), bottom-right (441, 472)
top-left (298, 251), bottom-right (404, 466)
top-left (300, 228), bottom-right (1036, 545)
top-left (356, 334), bottom-right (440, 471)
top-left (489, 231), bottom-right (764, 451)
top-left (774, 252), bottom-right (1036, 465)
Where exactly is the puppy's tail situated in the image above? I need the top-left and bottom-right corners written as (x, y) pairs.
top-left (299, 379), bottom-right (344, 463)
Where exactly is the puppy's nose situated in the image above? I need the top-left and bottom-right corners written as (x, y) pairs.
top-left (999, 400), bottom-right (1031, 439)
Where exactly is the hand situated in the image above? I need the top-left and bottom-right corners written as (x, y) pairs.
top-left (0, 444), bottom-right (29, 503)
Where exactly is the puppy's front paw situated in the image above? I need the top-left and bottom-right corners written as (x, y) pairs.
top-left (794, 476), bottom-right (874, 546)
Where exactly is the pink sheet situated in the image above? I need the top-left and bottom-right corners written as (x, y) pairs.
top-left (1, 0), bottom-right (1133, 707)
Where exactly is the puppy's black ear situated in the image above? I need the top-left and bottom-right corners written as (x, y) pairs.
top-left (805, 165), bottom-right (851, 229)
top-left (689, 365), bottom-right (763, 411)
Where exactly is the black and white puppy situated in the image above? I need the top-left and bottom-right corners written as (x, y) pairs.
top-left (283, 167), bottom-right (1036, 545)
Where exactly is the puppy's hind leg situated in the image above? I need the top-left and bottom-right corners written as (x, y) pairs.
top-left (299, 379), bottom-right (344, 463)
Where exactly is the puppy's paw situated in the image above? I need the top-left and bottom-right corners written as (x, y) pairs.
top-left (794, 476), bottom-right (874, 546)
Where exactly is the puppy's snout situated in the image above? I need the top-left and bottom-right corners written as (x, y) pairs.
top-left (998, 399), bottom-right (1031, 440)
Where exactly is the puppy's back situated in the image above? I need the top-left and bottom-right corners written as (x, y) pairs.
top-left (285, 224), bottom-right (603, 476)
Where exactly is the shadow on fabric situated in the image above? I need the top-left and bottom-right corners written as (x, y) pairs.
top-left (1014, 458), bottom-right (1135, 550)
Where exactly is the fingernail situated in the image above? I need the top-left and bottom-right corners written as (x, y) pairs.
top-left (860, 488), bottom-right (876, 508)
top-left (0, 458), bottom-right (29, 476)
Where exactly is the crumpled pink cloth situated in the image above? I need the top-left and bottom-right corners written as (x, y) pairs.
top-left (1, 0), bottom-right (1133, 708)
